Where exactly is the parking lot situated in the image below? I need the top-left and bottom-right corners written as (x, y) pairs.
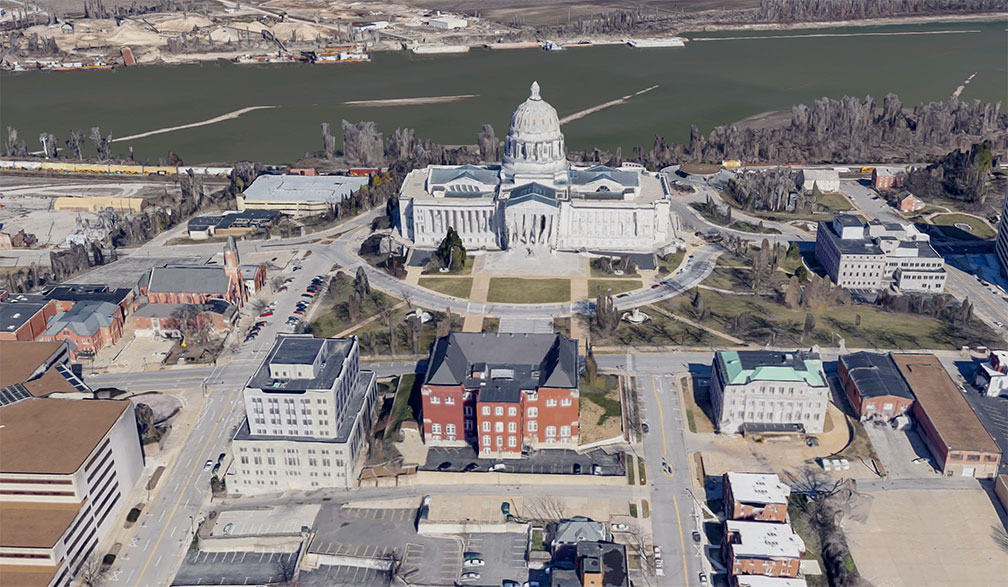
top-left (309, 505), bottom-right (460, 586)
top-left (462, 533), bottom-right (529, 586)
top-left (423, 446), bottom-right (625, 476)
top-left (298, 563), bottom-right (386, 586)
top-left (862, 421), bottom-right (939, 479)
top-left (171, 551), bottom-right (298, 586)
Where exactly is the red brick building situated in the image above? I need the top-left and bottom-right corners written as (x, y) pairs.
top-left (131, 300), bottom-right (238, 339)
top-left (140, 236), bottom-right (252, 307)
top-left (39, 300), bottom-right (124, 360)
top-left (838, 352), bottom-right (916, 421)
top-left (897, 192), bottom-right (925, 213)
top-left (723, 472), bottom-right (790, 524)
top-left (724, 520), bottom-right (804, 579)
top-left (421, 332), bottom-right (579, 458)
top-left (872, 167), bottom-right (905, 190)
top-left (0, 295), bottom-right (58, 341)
top-left (892, 353), bottom-right (1002, 478)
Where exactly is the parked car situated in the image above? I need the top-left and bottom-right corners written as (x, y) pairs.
top-left (212, 463), bottom-right (220, 475)
top-left (460, 572), bottom-right (480, 581)
top-left (437, 461), bottom-right (452, 471)
top-left (641, 422), bottom-right (649, 434)
top-left (462, 559), bottom-right (484, 567)
top-left (218, 453), bottom-right (226, 462)
top-left (259, 312), bottom-right (273, 318)
top-left (301, 293), bottom-right (313, 298)
top-left (203, 460), bottom-right (214, 471)
top-left (277, 286), bottom-right (288, 292)
top-left (611, 523), bottom-right (629, 532)
top-left (692, 531), bottom-right (702, 543)
top-left (698, 572), bottom-right (708, 584)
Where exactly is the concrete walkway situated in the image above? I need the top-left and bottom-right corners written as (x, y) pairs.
top-left (648, 305), bottom-right (744, 344)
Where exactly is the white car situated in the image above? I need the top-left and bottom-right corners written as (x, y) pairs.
top-left (203, 460), bottom-right (214, 471)
top-left (460, 572), bottom-right (480, 581)
top-left (611, 523), bottom-right (629, 532)
top-left (462, 559), bottom-right (484, 567)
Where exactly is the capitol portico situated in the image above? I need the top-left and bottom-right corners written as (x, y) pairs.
top-left (398, 81), bottom-right (681, 253)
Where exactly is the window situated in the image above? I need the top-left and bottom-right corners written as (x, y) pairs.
top-left (508, 422), bottom-right (517, 433)
top-left (495, 406), bottom-right (504, 416)
top-left (431, 423), bottom-right (442, 434)
top-left (560, 398), bottom-right (572, 407)
top-left (482, 435), bottom-right (491, 447)
top-left (546, 426), bottom-right (556, 437)
top-left (496, 436), bottom-right (503, 446)
top-left (464, 406), bottom-right (473, 416)
top-left (508, 406), bottom-right (517, 416)
top-left (445, 396), bottom-right (455, 405)
top-left (446, 424), bottom-right (456, 435)
top-left (482, 421), bottom-right (490, 432)
top-left (465, 420), bottom-right (473, 431)
top-left (560, 426), bottom-right (571, 437)
top-left (527, 407), bottom-right (538, 417)
top-left (430, 396), bottom-right (440, 404)
top-left (528, 421), bottom-right (538, 432)
top-left (508, 436), bottom-right (517, 447)
top-left (495, 421), bottom-right (504, 433)
top-left (482, 406), bottom-right (491, 416)
top-left (545, 399), bottom-right (557, 407)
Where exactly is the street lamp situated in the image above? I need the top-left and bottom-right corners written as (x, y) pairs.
top-left (188, 515), bottom-right (194, 536)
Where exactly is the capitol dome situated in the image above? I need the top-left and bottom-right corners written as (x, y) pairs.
top-left (501, 81), bottom-right (568, 182)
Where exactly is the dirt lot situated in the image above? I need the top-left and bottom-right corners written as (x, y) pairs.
top-left (846, 488), bottom-right (1008, 587)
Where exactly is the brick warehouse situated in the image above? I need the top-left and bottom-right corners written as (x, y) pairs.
top-left (420, 332), bottom-right (579, 458)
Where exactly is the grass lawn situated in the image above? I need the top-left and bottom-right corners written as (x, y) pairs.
top-left (627, 460), bottom-right (636, 485)
top-left (417, 277), bottom-right (473, 298)
top-left (680, 375), bottom-right (715, 434)
top-left (531, 529), bottom-right (546, 551)
top-left (482, 317), bottom-right (500, 333)
top-left (929, 213), bottom-right (996, 239)
top-left (590, 257), bottom-right (640, 278)
top-left (656, 250), bottom-right (685, 276)
top-left (788, 495), bottom-right (829, 587)
top-left (384, 374), bottom-right (418, 440)
top-left (307, 273), bottom-right (399, 338)
top-left (816, 191), bottom-right (854, 212)
top-left (581, 375), bottom-right (622, 426)
top-left (352, 308), bottom-right (464, 357)
top-left (638, 458), bottom-right (647, 485)
top-left (660, 289), bottom-right (1002, 350)
top-left (588, 279), bottom-right (642, 298)
top-left (421, 255), bottom-right (475, 275)
top-left (689, 202), bottom-right (781, 234)
top-left (487, 278), bottom-right (571, 303)
top-left (582, 309), bottom-right (717, 347)
top-left (553, 316), bottom-right (571, 339)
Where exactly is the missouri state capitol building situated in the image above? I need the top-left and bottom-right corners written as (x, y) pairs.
top-left (397, 81), bottom-right (680, 252)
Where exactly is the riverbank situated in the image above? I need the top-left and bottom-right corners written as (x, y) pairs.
top-left (680, 11), bottom-right (1008, 35)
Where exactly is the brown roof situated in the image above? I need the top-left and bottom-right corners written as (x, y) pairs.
top-left (22, 367), bottom-right (79, 398)
top-left (891, 354), bottom-right (1000, 454)
top-left (0, 563), bottom-right (58, 587)
top-left (0, 500), bottom-right (82, 549)
top-left (0, 398), bottom-right (129, 475)
top-left (0, 341), bottom-right (65, 387)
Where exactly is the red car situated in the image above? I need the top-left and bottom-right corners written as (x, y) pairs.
top-left (259, 311), bottom-right (273, 318)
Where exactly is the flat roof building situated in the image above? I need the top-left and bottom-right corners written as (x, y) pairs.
top-left (231, 334), bottom-right (378, 494)
top-left (892, 353), bottom-right (1001, 478)
top-left (0, 397), bottom-right (143, 587)
top-left (815, 215), bottom-right (946, 292)
top-left (0, 294), bottom-right (58, 342)
top-left (724, 520), bottom-right (805, 579)
top-left (186, 209), bottom-right (281, 240)
top-left (798, 169), bottom-right (839, 193)
top-left (734, 577), bottom-right (808, 587)
top-left (236, 174), bottom-right (369, 217)
top-left (711, 350), bottom-right (830, 434)
top-left (973, 350), bottom-right (1008, 398)
top-left (723, 472), bottom-right (791, 523)
top-left (838, 352), bottom-right (916, 421)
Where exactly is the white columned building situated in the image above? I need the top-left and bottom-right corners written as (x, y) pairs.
top-left (398, 81), bottom-right (680, 253)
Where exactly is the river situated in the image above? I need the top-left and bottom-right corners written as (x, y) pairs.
top-left (1, 21), bottom-right (1005, 164)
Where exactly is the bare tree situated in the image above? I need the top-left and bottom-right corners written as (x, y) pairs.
top-left (321, 122), bottom-right (336, 160)
top-left (275, 553), bottom-right (298, 586)
top-left (77, 552), bottom-right (106, 587)
top-left (624, 525), bottom-right (655, 585)
top-left (248, 298), bottom-right (268, 315)
top-left (67, 129), bottom-right (85, 159)
top-left (90, 126), bottom-right (112, 160)
top-left (520, 496), bottom-right (568, 523)
top-left (171, 305), bottom-right (204, 343)
top-left (39, 132), bottom-right (58, 158)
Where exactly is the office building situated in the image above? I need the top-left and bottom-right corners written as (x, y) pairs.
top-left (236, 174), bottom-right (369, 217)
top-left (723, 472), bottom-right (791, 523)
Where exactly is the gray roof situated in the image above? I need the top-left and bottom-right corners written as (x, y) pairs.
top-left (133, 300), bottom-right (235, 318)
top-left (840, 352), bottom-right (915, 401)
top-left (188, 209), bottom-right (282, 231)
top-left (424, 332), bottom-right (578, 393)
top-left (249, 336), bottom-right (355, 392)
top-left (833, 214), bottom-right (862, 227)
top-left (569, 165), bottom-right (640, 188)
top-left (44, 284), bottom-right (132, 306)
top-left (240, 265), bottom-right (260, 279)
top-left (241, 174), bottom-right (369, 204)
top-left (554, 517), bottom-right (607, 545)
top-left (818, 220), bottom-right (882, 255)
top-left (44, 300), bottom-right (118, 337)
top-left (0, 295), bottom-right (50, 333)
top-left (147, 265), bottom-right (232, 294)
top-left (428, 165), bottom-right (500, 186)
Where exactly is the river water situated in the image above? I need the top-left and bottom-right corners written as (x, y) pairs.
top-left (1, 21), bottom-right (1005, 164)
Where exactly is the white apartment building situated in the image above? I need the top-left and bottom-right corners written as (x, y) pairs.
top-left (798, 168), bottom-right (839, 193)
top-left (815, 214), bottom-right (946, 292)
top-left (711, 350), bottom-right (830, 434)
top-left (0, 398), bottom-right (143, 587)
top-left (231, 335), bottom-right (378, 494)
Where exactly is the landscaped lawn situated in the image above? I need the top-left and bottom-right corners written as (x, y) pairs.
top-left (481, 317), bottom-right (500, 333)
top-left (689, 202), bottom-right (781, 234)
top-left (487, 278), bottom-right (571, 303)
top-left (930, 213), bottom-right (996, 240)
top-left (588, 279), bottom-right (642, 298)
top-left (581, 375), bottom-right (622, 425)
top-left (656, 250), bottom-right (685, 276)
top-left (421, 255), bottom-right (475, 275)
top-left (309, 273), bottom-right (399, 338)
top-left (417, 277), bottom-right (473, 298)
top-left (384, 374), bottom-right (418, 440)
top-left (659, 289), bottom-right (1002, 350)
top-left (816, 191), bottom-right (854, 212)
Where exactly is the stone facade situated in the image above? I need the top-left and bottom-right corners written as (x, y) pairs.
top-left (399, 82), bottom-right (679, 253)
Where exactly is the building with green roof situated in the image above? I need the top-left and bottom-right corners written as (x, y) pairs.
top-left (711, 350), bottom-right (830, 434)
